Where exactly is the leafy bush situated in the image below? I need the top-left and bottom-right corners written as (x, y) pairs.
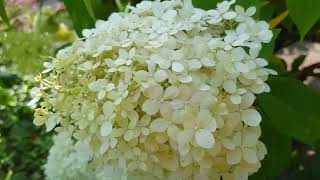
top-left (0, 71), bottom-right (53, 180)
top-left (0, 1), bottom-right (74, 179)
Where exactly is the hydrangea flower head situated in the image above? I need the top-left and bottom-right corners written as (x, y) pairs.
top-left (33, 0), bottom-right (276, 179)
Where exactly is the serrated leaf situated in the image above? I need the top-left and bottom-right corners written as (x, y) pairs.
top-left (0, 0), bottom-right (10, 26)
top-left (63, 0), bottom-right (96, 37)
top-left (287, 0), bottom-right (320, 39)
top-left (250, 113), bottom-right (292, 180)
top-left (258, 77), bottom-right (320, 145)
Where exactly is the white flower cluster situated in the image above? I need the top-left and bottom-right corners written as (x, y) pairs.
top-left (34, 0), bottom-right (276, 179)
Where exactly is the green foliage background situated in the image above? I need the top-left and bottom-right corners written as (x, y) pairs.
top-left (0, 72), bottom-right (53, 180)
top-left (1, 0), bottom-right (320, 179)
top-left (0, 1), bottom-right (74, 179)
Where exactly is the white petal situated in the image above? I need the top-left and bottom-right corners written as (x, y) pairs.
top-left (124, 130), bottom-right (135, 141)
top-left (150, 118), bottom-right (170, 132)
top-left (100, 141), bottom-right (110, 154)
top-left (246, 7), bottom-right (256, 16)
top-left (154, 70), bottom-right (168, 82)
top-left (217, 1), bottom-right (231, 13)
top-left (103, 101), bottom-right (115, 118)
top-left (241, 109), bottom-right (262, 126)
top-left (110, 138), bottom-right (117, 148)
top-left (190, 13), bottom-right (202, 22)
top-left (144, 83), bottom-right (164, 99)
top-left (255, 58), bottom-right (268, 67)
top-left (178, 75), bottom-right (192, 83)
top-left (33, 116), bottom-right (46, 126)
top-left (256, 141), bottom-right (267, 160)
top-left (163, 86), bottom-right (179, 100)
top-left (162, 10), bottom-right (177, 21)
top-left (227, 148), bottom-right (242, 165)
top-left (195, 129), bottom-right (215, 149)
top-left (78, 62), bottom-right (93, 70)
top-left (199, 84), bottom-right (211, 91)
top-left (142, 99), bottom-right (161, 115)
top-left (100, 121), bottom-right (113, 136)
top-left (172, 62), bottom-right (185, 72)
top-left (46, 116), bottom-right (56, 132)
top-left (242, 148), bottom-right (258, 163)
top-left (240, 92), bottom-right (255, 109)
top-left (223, 11), bottom-right (237, 20)
top-left (187, 59), bottom-right (202, 70)
top-left (234, 62), bottom-right (250, 73)
top-left (223, 80), bottom-right (237, 93)
top-left (98, 90), bottom-right (106, 100)
top-left (201, 57), bottom-right (216, 67)
top-left (235, 5), bottom-right (245, 14)
top-left (160, 102), bottom-right (174, 118)
top-left (265, 68), bottom-right (278, 75)
top-left (128, 110), bottom-right (139, 129)
top-left (242, 128), bottom-right (260, 147)
top-left (88, 79), bottom-right (108, 92)
top-left (231, 47), bottom-right (246, 61)
top-left (230, 94), bottom-right (242, 104)
top-left (158, 60), bottom-right (171, 69)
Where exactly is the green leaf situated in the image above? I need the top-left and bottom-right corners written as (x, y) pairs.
top-left (0, 0), bottom-right (10, 26)
top-left (258, 77), bottom-right (320, 145)
top-left (250, 113), bottom-right (292, 180)
top-left (260, 29), bottom-right (281, 61)
top-left (291, 55), bottom-right (305, 73)
top-left (287, 0), bottom-right (320, 39)
top-left (260, 2), bottom-right (276, 21)
top-left (63, 0), bottom-right (96, 37)
top-left (236, 0), bottom-right (259, 9)
top-left (90, 0), bottom-right (118, 20)
top-left (192, 0), bottom-right (220, 10)
top-left (83, 0), bottom-right (96, 19)
top-left (268, 56), bottom-right (287, 76)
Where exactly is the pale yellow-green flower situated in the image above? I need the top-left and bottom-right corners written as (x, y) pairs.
top-left (35, 0), bottom-right (275, 179)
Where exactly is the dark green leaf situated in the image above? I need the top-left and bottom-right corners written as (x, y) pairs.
top-left (90, 0), bottom-right (117, 20)
top-left (310, 149), bottom-right (320, 180)
top-left (192, 0), bottom-right (220, 10)
top-left (291, 55), bottom-right (305, 73)
top-left (0, 72), bottom-right (21, 88)
top-left (268, 56), bottom-right (287, 76)
top-left (258, 77), bottom-right (320, 145)
top-left (260, 2), bottom-right (276, 21)
top-left (287, 0), bottom-right (320, 39)
top-left (237, 0), bottom-right (259, 9)
top-left (250, 113), bottom-right (292, 180)
top-left (0, 0), bottom-right (10, 26)
top-left (83, 0), bottom-right (96, 19)
top-left (63, 0), bottom-right (96, 37)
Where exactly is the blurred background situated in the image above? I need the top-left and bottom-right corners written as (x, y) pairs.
top-left (1, 0), bottom-right (320, 180)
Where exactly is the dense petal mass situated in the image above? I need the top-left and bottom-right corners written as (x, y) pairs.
top-left (35, 0), bottom-right (275, 179)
